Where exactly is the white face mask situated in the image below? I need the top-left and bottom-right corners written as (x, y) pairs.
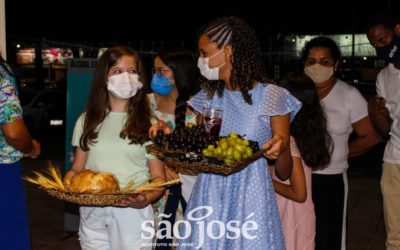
top-left (197, 49), bottom-right (226, 80)
top-left (107, 72), bottom-right (143, 99)
top-left (304, 64), bottom-right (334, 86)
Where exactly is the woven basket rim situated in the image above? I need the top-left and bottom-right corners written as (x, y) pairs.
top-left (41, 187), bottom-right (140, 207)
top-left (146, 144), bottom-right (265, 176)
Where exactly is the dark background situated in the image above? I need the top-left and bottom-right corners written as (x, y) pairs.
top-left (5, 0), bottom-right (399, 48)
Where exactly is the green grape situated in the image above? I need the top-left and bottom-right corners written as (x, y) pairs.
top-left (227, 138), bottom-right (235, 147)
top-left (213, 147), bottom-right (222, 156)
top-left (226, 147), bottom-right (234, 159)
top-left (229, 132), bottom-right (238, 139)
top-left (234, 144), bottom-right (246, 153)
top-left (233, 150), bottom-right (242, 161)
top-left (200, 132), bottom-right (258, 165)
top-left (224, 158), bottom-right (234, 165)
top-left (219, 140), bottom-right (228, 150)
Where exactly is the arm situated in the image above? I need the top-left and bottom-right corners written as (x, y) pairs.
top-left (368, 95), bottom-right (391, 137)
top-left (145, 158), bottom-right (166, 204)
top-left (63, 147), bottom-right (88, 185)
top-left (263, 114), bottom-right (292, 180)
top-left (272, 156), bottom-right (307, 203)
top-left (1, 119), bottom-right (40, 158)
top-left (119, 158), bottom-right (166, 209)
top-left (349, 116), bottom-right (380, 157)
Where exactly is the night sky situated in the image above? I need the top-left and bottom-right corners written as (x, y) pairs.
top-left (5, 0), bottom-right (399, 47)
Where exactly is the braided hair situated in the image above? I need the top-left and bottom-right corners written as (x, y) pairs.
top-left (199, 16), bottom-right (266, 104)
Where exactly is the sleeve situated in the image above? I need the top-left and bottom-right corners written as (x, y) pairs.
top-left (346, 86), bottom-right (368, 123)
top-left (260, 85), bottom-right (302, 122)
top-left (0, 81), bottom-right (23, 125)
top-left (375, 69), bottom-right (390, 111)
top-left (71, 113), bottom-right (85, 147)
top-left (375, 71), bottom-right (385, 98)
top-left (143, 141), bottom-right (157, 160)
top-left (187, 89), bottom-right (209, 114)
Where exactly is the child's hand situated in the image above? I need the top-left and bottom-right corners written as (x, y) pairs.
top-left (149, 120), bottom-right (172, 139)
top-left (116, 191), bottom-right (149, 208)
top-left (63, 170), bottom-right (77, 187)
top-left (263, 135), bottom-right (284, 160)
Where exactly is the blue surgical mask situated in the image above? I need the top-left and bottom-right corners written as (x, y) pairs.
top-left (151, 74), bottom-right (174, 96)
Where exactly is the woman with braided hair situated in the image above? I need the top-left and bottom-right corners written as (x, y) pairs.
top-left (177, 16), bottom-right (301, 249)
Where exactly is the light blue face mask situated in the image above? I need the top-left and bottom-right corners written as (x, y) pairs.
top-left (151, 74), bottom-right (174, 96)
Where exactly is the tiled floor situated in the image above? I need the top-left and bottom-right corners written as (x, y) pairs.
top-left (23, 159), bottom-right (386, 250)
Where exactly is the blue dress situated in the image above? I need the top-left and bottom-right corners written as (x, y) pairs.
top-left (178, 83), bottom-right (301, 250)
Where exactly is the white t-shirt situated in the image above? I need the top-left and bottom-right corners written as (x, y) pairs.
top-left (313, 79), bottom-right (368, 175)
top-left (376, 64), bottom-right (400, 164)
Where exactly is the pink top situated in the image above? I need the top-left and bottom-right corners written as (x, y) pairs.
top-left (272, 138), bottom-right (316, 250)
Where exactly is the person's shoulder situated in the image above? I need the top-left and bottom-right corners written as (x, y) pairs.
top-left (336, 79), bottom-right (359, 92)
top-left (260, 82), bottom-right (284, 92)
top-left (378, 64), bottom-right (399, 78)
top-left (260, 82), bottom-right (291, 98)
top-left (338, 80), bottom-right (365, 98)
top-left (76, 112), bottom-right (87, 124)
top-left (377, 65), bottom-right (391, 76)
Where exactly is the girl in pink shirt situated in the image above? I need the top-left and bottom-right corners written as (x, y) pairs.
top-left (271, 72), bottom-right (333, 250)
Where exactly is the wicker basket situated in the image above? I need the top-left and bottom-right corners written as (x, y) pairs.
top-left (146, 144), bottom-right (266, 176)
top-left (42, 188), bottom-right (137, 207)
top-left (24, 166), bottom-right (181, 207)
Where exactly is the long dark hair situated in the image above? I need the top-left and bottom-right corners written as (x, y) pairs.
top-left (80, 46), bottom-right (151, 150)
top-left (199, 16), bottom-right (266, 104)
top-left (157, 50), bottom-right (201, 129)
top-left (278, 72), bottom-right (333, 168)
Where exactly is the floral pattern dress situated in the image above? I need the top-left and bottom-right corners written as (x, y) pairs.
top-left (0, 61), bottom-right (23, 164)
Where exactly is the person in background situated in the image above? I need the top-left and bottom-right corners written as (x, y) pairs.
top-left (366, 12), bottom-right (400, 250)
top-left (272, 71), bottom-right (333, 250)
top-left (301, 36), bottom-right (380, 250)
top-left (178, 16), bottom-right (301, 249)
top-left (0, 54), bottom-right (41, 250)
top-left (147, 49), bottom-right (201, 249)
top-left (63, 46), bottom-right (165, 250)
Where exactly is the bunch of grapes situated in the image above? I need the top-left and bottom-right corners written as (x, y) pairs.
top-left (154, 124), bottom-right (218, 154)
top-left (202, 132), bottom-right (259, 165)
top-left (153, 125), bottom-right (261, 165)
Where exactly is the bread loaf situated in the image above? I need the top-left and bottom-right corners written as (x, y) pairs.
top-left (69, 170), bottom-right (120, 193)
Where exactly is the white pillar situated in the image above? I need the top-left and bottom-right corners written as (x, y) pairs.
top-left (0, 0), bottom-right (6, 59)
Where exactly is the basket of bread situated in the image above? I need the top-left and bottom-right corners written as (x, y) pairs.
top-left (24, 166), bottom-right (180, 207)
top-left (147, 125), bottom-right (266, 176)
